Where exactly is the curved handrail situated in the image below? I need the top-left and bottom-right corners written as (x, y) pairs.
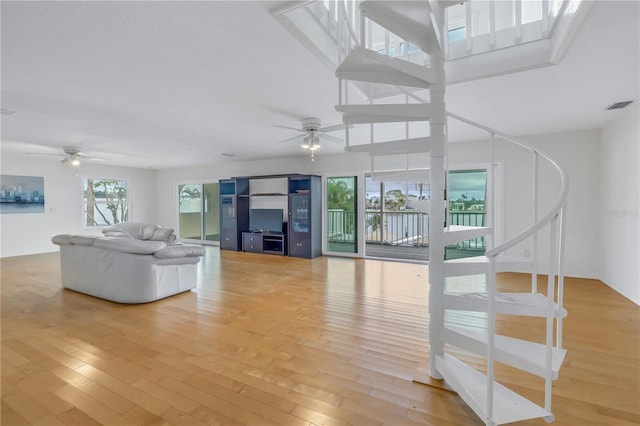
top-left (447, 111), bottom-right (569, 259)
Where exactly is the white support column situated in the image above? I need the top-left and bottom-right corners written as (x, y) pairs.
top-left (428, 7), bottom-right (447, 380)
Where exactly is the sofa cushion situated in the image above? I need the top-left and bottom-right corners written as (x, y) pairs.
top-left (154, 244), bottom-right (205, 259)
top-left (150, 227), bottom-right (176, 242)
top-left (52, 234), bottom-right (72, 245)
top-left (93, 237), bottom-right (167, 255)
top-left (102, 222), bottom-right (177, 242)
top-left (70, 235), bottom-right (99, 246)
top-left (52, 234), bottom-right (100, 246)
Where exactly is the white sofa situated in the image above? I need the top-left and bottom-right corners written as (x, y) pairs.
top-left (52, 222), bottom-right (205, 303)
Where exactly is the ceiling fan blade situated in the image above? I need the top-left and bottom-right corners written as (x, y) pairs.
top-left (319, 134), bottom-right (344, 144)
top-left (84, 156), bottom-right (110, 163)
top-left (318, 123), bottom-right (352, 133)
top-left (272, 124), bottom-right (304, 132)
top-left (276, 134), bottom-right (304, 144)
top-left (25, 152), bottom-right (65, 157)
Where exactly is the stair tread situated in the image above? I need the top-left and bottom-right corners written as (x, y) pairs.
top-left (336, 103), bottom-right (431, 124)
top-left (436, 353), bottom-right (553, 425)
top-left (443, 324), bottom-right (567, 379)
top-left (360, 1), bottom-right (441, 54)
top-left (336, 47), bottom-right (434, 88)
top-left (444, 291), bottom-right (568, 318)
top-left (345, 136), bottom-right (431, 154)
top-left (444, 225), bottom-right (492, 245)
top-left (444, 255), bottom-right (533, 277)
top-left (445, 292), bottom-right (567, 318)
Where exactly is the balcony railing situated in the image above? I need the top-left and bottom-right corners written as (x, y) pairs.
top-left (328, 209), bottom-right (356, 243)
top-left (366, 211), bottom-right (429, 246)
top-left (449, 211), bottom-right (486, 250)
top-left (328, 209), bottom-right (486, 249)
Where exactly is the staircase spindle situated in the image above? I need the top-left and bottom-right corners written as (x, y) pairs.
top-left (515, 0), bottom-right (523, 43)
top-left (556, 205), bottom-right (567, 349)
top-left (545, 215), bottom-right (558, 412)
top-left (465, 1), bottom-right (473, 54)
top-left (489, 0), bottom-right (496, 50)
top-left (532, 151), bottom-right (539, 293)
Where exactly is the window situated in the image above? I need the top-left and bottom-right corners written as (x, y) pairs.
top-left (83, 178), bottom-right (129, 227)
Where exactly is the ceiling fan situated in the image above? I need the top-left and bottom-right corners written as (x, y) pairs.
top-left (273, 117), bottom-right (347, 152)
top-left (26, 146), bottom-right (108, 166)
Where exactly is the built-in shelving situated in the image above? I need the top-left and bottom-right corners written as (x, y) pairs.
top-left (220, 174), bottom-right (321, 258)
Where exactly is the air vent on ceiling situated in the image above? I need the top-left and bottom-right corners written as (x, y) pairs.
top-left (605, 101), bottom-right (634, 110)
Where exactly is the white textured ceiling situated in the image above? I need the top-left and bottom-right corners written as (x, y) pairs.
top-left (1, 1), bottom-right (638, 169)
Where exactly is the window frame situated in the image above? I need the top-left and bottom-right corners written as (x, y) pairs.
top-left (82, 176), bottom-right (130, 229)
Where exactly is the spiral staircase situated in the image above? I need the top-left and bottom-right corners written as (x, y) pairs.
top-left (276, 1), bottom-right (570, 424)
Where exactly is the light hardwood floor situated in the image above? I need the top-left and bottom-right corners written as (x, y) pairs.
top-left (1, 248), bottom-right (638, 425)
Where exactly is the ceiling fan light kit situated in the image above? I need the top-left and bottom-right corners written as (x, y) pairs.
top-left (274, 117), bottom-right (344, 159)
top-left (25, 145), bottom-right (108, 166)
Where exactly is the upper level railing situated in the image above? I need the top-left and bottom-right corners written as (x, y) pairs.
top-left (320, 0), bottom-right (580, 61)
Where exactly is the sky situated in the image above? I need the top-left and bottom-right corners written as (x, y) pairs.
top-left (365, 170), bottom-right (487, 201)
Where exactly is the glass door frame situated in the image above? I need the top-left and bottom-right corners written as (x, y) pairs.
top-left (448, 161), bottom-right (504, 250)
top-left (322, 172), bottom-right (366, 258)
top-left (175, 179), bottom-right (221, 246)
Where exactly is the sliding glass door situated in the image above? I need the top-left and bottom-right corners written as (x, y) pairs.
top-left (446, 169), bottom-right (488, 259)
top-left (178, 182), bottom-right (220, 243)
top-left (364, 175), bottom-right (430, 262)
top-left (325, 176), bottom-right (359, 255)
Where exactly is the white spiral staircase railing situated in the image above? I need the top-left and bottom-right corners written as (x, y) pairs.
top-left (327, 1), bottom-right (571, 425)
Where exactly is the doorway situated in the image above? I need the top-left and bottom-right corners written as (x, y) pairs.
top-left (178, 182), bottom-right (220, 243)
top-left (325, 176), bottom-right (358, 254)
top-left (446, 169), bottom-right (488, 260)
top-left (364, 175), bottom-right (430, 262)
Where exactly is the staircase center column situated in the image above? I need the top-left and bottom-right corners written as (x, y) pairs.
top-left (428, 6), bottom-right (447, 380)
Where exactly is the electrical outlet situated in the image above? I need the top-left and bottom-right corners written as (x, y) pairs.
top-left (524, 249), bottom-right (531, 258)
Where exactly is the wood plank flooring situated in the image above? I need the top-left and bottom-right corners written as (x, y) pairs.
top-left (1, 248), bottom-right (638, 425)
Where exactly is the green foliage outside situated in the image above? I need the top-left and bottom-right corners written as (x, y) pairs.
top-left (327, 179), bottom-right (354, 211)
top-left (84, 178), bottom-right (128, 226)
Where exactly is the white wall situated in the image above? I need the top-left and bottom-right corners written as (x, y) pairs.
top-left (156, 128), bottom-right (601, 279)
top-left (2, 122), bottom-right (631, 297)
top-left (600, 106), bottom-right (640, 305)
top-left (447, 129), bottom-right (601, 279)
top-left (0, 153), bottom-right (157, 258)
top-left (155, 153), bottom-right (371, 232)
